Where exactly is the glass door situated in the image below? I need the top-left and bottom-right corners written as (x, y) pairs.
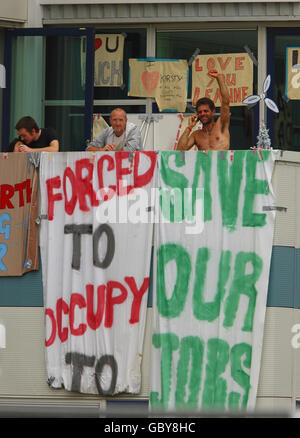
top-left (267, 28), bottom-right (300, 151)
top-left (2, 27), bottom-right (94, 151)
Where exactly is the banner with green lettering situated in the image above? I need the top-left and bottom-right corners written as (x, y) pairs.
top-left (150, 150), bottom-right (276, 412)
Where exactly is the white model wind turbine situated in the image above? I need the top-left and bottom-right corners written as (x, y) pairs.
top-left (242, 74), bottom-right (279, 113)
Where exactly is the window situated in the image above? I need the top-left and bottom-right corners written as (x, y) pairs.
top-left (267, 28), bottom-right (300, 151)
top-left (156, 30), bottom-right (258, 149)
top-left (93, 28), bottom-right (147, 125)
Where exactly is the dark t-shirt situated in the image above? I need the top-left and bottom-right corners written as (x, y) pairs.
top-left (21, 127), bottom-right (58, 149)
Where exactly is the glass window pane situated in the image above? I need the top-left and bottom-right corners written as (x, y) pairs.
top-left (93, 29), bottom-right (146, 112)
top-left (156, 30), bottom-right (258, 149)
top-left (45, 35), bottom-right (86, 101)
top-left (45, 106), bottom-right (86, 152)
top-left (45, 35), bottom-right (88, 151)
top-left (10, 36), bottom-right (44, 142)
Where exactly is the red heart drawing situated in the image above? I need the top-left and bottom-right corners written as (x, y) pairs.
top-left (141, 71), bottom-right (160, 94)
top-left (95, 38), bottom-right (102, 51)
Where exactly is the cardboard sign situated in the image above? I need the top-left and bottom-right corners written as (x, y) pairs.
top-left (150, 150), bottom-right (276, 411)
top-left (285, 47), bottom-right (300, 100)
top-left (192, 53), bottom-right (253, 107)
top-left (128, 59), bottom-right (189, 112)
top-left (94, 34), bottom-right (125, 87)
top-left (39, 151), bottom-right (157, 395)
top-left (0, 153), bottom-right (39, 276)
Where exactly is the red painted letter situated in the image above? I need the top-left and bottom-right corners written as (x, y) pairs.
top-left (125, 276), bottom-right (149, 324)
top-left (86, 284), bottom-right (106, 330)
top-left (105, 281), bottom-right (128, 328)
top-left (70, 293), bottom-right (87, 336)
top-left (56, 298), bottom-right (69, 343)
top-left (46, 176), bottom-right (62, 221)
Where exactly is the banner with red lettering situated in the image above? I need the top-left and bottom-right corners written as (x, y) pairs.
top-left (39, 151), bottom-right (157, 395)
top-left (0, 153), bottom-right (39, 276)
top-left (150, 150), bottom-right (276, 411)
top-left (192, 53), bottom-right (253, 107)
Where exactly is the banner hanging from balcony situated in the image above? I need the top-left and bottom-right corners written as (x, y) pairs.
top-left (39, 151), bottom-right (157, 395)
top-left (150, 150), bottom-right (276, 412)
top-left (0, 153), bottom-right (39, 276)
top-left (94, 34), bottom-right (125, 87)
top-left (128, 58), bottom-right (189, 112)
top-left (192, 53), bottom-right (253, 106)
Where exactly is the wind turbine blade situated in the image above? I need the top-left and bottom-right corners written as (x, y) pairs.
top-left (265, 97), bottom-right (279, 113)
top-left (263, 75), bottom-right (271, 93)
top-left (242, 95), bottom-right (261, 105)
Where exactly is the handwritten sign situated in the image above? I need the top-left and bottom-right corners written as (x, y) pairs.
top-left (150, 150), bottom-right (276, 411)
top-left (94, 34), bottom-right (125, 87)
top-left (0, 153), bottom-right (39, 276)
top-left (128, 59), bottom-right (189, 112)
top-left (285, 47), bottom-right (300, 100)
top-left (192, 53), bottom-right (253, 107)
top-left (39, 151), bottom-right (157, 395)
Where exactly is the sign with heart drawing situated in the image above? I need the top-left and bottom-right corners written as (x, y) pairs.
top-left (128, 59), bottom-right (188, 112)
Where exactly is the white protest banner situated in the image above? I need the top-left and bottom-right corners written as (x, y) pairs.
top-left (150, 150), bottom-right (276, 411)
top-left (39, 151), bottom-right (157, 395)
top-left (94, 34), bottom-right (125, 87)
top-left (285, 47), bottom-right (300, 100)
top-left (192, 53), bottom-right (253, 107)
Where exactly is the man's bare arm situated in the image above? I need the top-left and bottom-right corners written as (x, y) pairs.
top-left (216, 72), bottom-right (230, 132)
top-left (208, 69), bottom-right (230, 132)
top-left (177, 115), bottom-right (198, 150)
top-left (177, 129), bottom-right (195, 150)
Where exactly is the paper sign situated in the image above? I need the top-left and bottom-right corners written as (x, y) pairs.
top-left (94, 34), bottom-right (125, 87)
top-left (286, 47), bottom-right (300, 100)
top-left (128, 59), bottom-right (189, 112)
top-left (192, 53), bottom-right (253, 107)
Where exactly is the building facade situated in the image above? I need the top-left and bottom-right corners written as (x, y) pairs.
top-left (0, 0), bottom-right (300, 417)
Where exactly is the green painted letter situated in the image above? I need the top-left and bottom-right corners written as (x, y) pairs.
top-left (150, 332), bottom-right (179, 409)
top-left (157, 243), bottom-right (191, 318)
top-left (223, 252), bottom-right (263, 331)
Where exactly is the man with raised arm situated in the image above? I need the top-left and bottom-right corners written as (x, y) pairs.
top-left (177, 69), bottom-right (230, 151)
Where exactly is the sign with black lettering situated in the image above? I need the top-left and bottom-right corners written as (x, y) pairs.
top-left (128, 59), bottom-right (189, 112)
top-left (94, 34), bottom-right (125, 87)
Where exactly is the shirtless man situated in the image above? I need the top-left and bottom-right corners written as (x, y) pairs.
top-left (177, 69), bottom-right (230, 151)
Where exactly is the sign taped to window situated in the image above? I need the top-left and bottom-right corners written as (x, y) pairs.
top-left (285, 47), bottom-right (300, 100)
top-left (192, 53), bottom-right (253, 107)
top-left (94, 34), bottom-right (125, 87)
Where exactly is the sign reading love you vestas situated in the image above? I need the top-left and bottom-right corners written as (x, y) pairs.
top-left (128, 59), bottom-right (188, 112)
top-left (94, 34), bottom-right (125, 87)
top-left (39, 151), bottom-right (157, 395)
top-left (150, 150), bottom-right (276, 412)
